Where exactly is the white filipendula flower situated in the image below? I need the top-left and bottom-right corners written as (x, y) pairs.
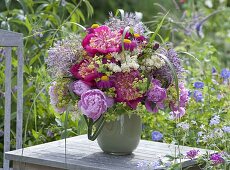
top-left (46, 34), bottom-right (83, 77)
top-left (142, 54), bottom-right (165, 71)
top-left (108, 63), bottom-right (122, 73)
top-left (120, 55), bottom-right (140, 72)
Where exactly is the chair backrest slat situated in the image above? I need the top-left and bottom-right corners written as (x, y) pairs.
top-left (0, 29), bottom-right (23, 170)
top-left (3, 47), bottom-right (12, 170)
top-left (16, 46), bottom-right (23, 150)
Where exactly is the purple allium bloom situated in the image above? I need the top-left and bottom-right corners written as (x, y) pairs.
top-left (209, 115), bottom-right (220, 126)
top-left (151, 131), bottom-right (163, 141)
top-left (49, 82), bottom-right (66, 113)
top-left (79, 89), bottom-right (107, 121)
top-left (46, 35), bottom-right (83, 77)
top-left (0, 129), bottom-right (4, 137)
top-left (47, 129), bottom-right (54, 138)
top-left (105, 12), bottom-right (147, 35)
top-left (221, 68), bottom-right (230, 79)
top-left (222, 126), bottom-right (230, 133)
top-left (210, 153), bottom-right (224, 165)
top-left (72, 80), bottom-right (91, 96)
top-left (193, 90), bottom-right (203, 102)
top-left (186, 149), bottom-right (200, 159)
top-left (194, 81), bottom-right (204, 89)
top-left (152, 48), bottom-right (184, 84)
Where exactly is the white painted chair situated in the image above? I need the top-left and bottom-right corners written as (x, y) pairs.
top-left (0, 29), bottom-right (23, 170)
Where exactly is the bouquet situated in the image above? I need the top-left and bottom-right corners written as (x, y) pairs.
top-left (46, 11), bottom-right (189, 141)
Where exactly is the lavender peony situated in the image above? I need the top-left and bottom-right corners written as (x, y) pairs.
top-left (72, 80), bottom-right (91, 96)
top-left (78, 89), bottom-right (107, 121)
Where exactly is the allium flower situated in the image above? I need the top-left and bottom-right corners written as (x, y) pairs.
top-left (78, 89), bottom-right (107, 121)
top-left (222, 126), bottom-right (230, 133)
top-left (82, 25), bottom-right (122, 56)
top-left (72, 80), bottom-right (91, 96)
top-left (210, 153), bottom-right (224, 165)
top-left (46, 35), bottom-right (83, 77)
top-left (152, 48), bottom-right (184, 84)
top-left (220, 68), bottom-right (230, 79)
top-left (105, 12), bottom-right (147, 35)
top-left (194, 81), bottom-right (204, 88)
top-left (186, 149), bottom-right (199, 159)
top-left (96, 75), bottom-right (114, 88)
top-left (49, 82), bottom-right (66, 113)
top-left (70, 59), bottom-right (99, 83)
top-left (113, 70), bottom-right (143, 109)
top-left (193, 90), bottom-right (203, 102)
top-left (209, 115), bottom-right (220, 126)
top-left (151, 131), bottom-right (163, 141)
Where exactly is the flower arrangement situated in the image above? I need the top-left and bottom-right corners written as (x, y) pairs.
top-left (46, 11), bottom-right (189, 140)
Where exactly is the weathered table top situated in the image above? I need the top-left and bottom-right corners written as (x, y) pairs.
top-left (5, 135), bottom-right (213, 170)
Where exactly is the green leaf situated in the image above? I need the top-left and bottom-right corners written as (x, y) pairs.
top-left (32, 129), bottom-right (39, 139)
top-left (149, 11), bottom-right (169, 43)
top-left (5, 0), bottom-right (11, 10)
top-left (115, 9), bottom-right (124, 19)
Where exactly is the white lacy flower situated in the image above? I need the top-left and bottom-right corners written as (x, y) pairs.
top-left (142, 55), bottom-right (165, 71)
top-left (108, 63), bottom-right (122, 72)
top-left (120, 55), bottom-right (140, 72)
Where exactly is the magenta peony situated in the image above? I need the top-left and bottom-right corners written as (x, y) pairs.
top-left (78, 89), bottom-right (108, 121)
top-left (70, 59), bottom-right (99, 83)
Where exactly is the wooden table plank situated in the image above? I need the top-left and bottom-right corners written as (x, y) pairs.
top-left (5, 135), bottom-right (214, 170)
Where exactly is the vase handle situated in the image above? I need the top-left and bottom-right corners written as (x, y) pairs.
top-left (85, 115), bottom-right (106, 141)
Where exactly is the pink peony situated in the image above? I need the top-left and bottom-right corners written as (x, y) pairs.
top-left (72, 80), bottom-right (91, 96)
top-left (79, 89), bottom-right (108, 121)
top-left (82, 26), bottom-right (122, 56)
top-left (70, 59), bottom-right (99, 83)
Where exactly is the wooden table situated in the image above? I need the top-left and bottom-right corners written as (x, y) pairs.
top-left (5, 135), bottom-right (213, 170)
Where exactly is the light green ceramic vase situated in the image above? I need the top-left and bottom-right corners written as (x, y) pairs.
top-left (97, 114), bottom-right (142, 155)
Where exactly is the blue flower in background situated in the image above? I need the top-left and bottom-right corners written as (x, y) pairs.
top-left (194, 81), bottom-right (204, 89)
top-left (222, 126), bottom-right (230, 133)
top-left (212, 67), bottom-right (217, 74)
top-left (221, 68), bottom-right (230, 79)
top-left (209, 115), bottom-right (220, 126)
top-left (193, 90), bottom-right (203, 102)
top-left (151, 131), bottom-right (163, 141)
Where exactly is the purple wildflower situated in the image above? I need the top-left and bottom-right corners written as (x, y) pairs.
top-left (212, 67), bottom-right (217, 74)
top-left (194, 81), bottom-right (204, 89)
top-left (222, 126), bottom-right (230, 133)
top-left (72, 80), bottom-right (91, 96)
top-left (221, 68), bottom-right (230, 79)
top-left (47, 129), bottom-right (54, 138)
top-left (193, 90), bottom-right (203, 102)
top-left (169, 107), bottom-right (186, 119)
top-left (209, 115), bottom-right (220, 126)
top-left (186, 149), bottom-right (200, 159)
top-left (210, 153), bottom-right (224, 165)
top-left (151, 131), bottom-right (163, 141)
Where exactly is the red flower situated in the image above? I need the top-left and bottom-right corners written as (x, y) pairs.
top-left (70, 59), bottom-right (99, 83)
